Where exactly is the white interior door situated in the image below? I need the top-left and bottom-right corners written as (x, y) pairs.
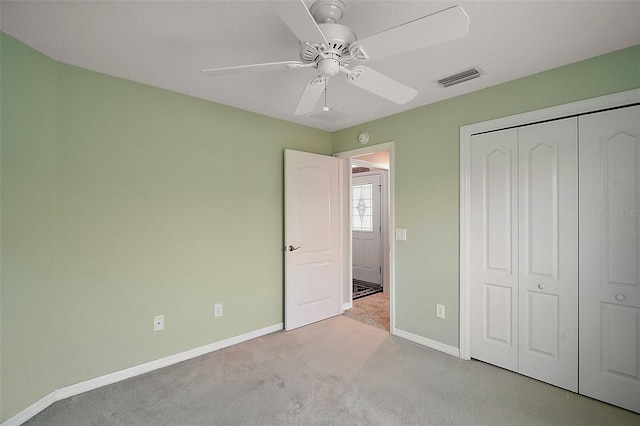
top-left (470, 128), bottom-right (519, 372)
top-left (517, 118), bottom-right (578, 392)
top-left (284, 149), bottom-right (341, 331)
top-left (579, 106), bottom-right (640, 413)
top-left (352, 172), bottom-right (382, 285)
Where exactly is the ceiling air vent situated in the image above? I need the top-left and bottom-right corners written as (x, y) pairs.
top-left (437, 67), bottom-right (483, 88)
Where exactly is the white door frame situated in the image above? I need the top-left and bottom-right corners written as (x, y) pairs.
top-left (459, 89), bottom-right (640, 360)
top-left (334, 141), bottom-right (396, 334)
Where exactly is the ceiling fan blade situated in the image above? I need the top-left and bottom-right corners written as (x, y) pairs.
top-left (346, 66), bottom-right (417, 105)
top-left (294, 77), bottom-right (326, 116)
top-left (201, 61), bottom-right (303, 76)
top-left (350, 6), bottom-right (469, 60)
top-left (274, 0), bottom-right (328, 46)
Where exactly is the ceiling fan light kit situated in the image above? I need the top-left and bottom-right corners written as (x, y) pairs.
top-left (201, 0), bottom-right (470, 118)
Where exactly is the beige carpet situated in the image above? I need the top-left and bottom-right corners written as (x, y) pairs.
top-left (342, 292), bottom-right (389, 331)
top-left (24, 316), bottom-right (640, 425)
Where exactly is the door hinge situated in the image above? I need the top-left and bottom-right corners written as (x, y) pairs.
top-left (380, 266), bottom-right (382, 274)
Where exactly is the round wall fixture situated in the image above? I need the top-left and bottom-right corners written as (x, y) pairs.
top-left (358, 132), bottom-right (370, 144)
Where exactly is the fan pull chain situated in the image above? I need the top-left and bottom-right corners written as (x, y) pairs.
top-left (323, 79), bottom-right (330, 112)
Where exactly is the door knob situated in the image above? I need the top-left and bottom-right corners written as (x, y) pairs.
top-left (615, 293), bottom-right (626, 302)
top-left (537, 283), bottom-right (546, 290)
top-left (288, 245), bottom-right (301, 252)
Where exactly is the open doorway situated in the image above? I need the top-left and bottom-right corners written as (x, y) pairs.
top-left (335, 143), bottom-right (394, 333)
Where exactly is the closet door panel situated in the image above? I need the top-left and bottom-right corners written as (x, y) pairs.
top-left (470, 129), bottom-right (519, 371)
top-left (518, 118), bottom-right (578, 392)
top-left (579, 105), bottom-right (640, 413)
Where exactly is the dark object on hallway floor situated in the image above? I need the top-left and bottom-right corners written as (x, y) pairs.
top-left (353, 279), bottom-right (383, 299)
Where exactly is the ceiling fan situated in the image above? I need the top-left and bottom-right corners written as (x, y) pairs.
top-left (201, 0), bottom-right (470, 116)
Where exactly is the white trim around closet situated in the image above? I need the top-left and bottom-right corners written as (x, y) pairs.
top-left (458, 88), bottom-right (640, 361)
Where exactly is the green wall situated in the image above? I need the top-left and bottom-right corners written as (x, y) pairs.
top-left (0, 33), bottom-right (332, 422)
top-left (333, 44), bottom-right (640, 348)
top-left (1, 34), bottom-right (61, 422)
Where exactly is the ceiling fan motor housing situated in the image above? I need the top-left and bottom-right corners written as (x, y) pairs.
top-left (299, 23), bottom-right (356, 64)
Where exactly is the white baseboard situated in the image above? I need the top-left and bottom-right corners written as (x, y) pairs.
top-left (342, 301), bottom-right (352, 310)
top-left (1, 392), bottom-right (58, 426)
top-left (393, 328), bottom-right (460, 358)
top-left (2, 323), bottom-right (283, 426)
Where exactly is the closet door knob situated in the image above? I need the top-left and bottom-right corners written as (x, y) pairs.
top-left (615, 293), bottom-right (626, 302)
top-left (537, 283), bottom-right (546, 290)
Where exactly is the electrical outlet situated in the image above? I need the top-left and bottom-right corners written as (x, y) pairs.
top-left (214, 303), bottom-right (223, 318)
top-left (154, 315), bottom-right (165, 331)
top-left (436, 304), bottom-right (445, 319)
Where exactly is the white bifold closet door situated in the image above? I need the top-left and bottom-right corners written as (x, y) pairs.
top-left (470, 128), bottom-right (519, 372)
top-left (579, 105), bottom-right (640, 413)
top-left (517, 119), bottom-right (578, 391)
top-left (470, 117), bottom-right (578, 392)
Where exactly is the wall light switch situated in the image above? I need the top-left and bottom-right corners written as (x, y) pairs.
top-left (396, 228), bottom-right (407, 241)
top-left (436, 304), bottom-right (445, 319)
top-left (214, 303), bottom-right (223, 318)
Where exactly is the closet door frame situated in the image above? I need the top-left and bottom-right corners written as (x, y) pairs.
top-left (459, 88), bottom-right (640, 361)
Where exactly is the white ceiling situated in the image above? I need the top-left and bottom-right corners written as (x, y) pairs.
top-left (2, 1), bottom-right (639, 132)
